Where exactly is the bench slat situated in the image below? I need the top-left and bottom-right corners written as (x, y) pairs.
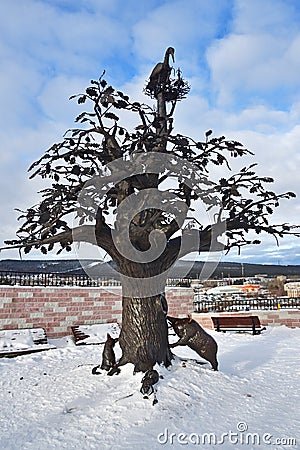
top-left (212, 316), bottom-right (265, 335)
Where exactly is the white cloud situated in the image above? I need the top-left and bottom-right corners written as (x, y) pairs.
top-left (232, 0), bottom-right (300, 35)
top-left (206, 0), bottom-right (300, 106)
top-left (132, 0), bottom-right (229, 72)
top-left (207, 33), bottom-right (300, 106)
top-left (37, 75), bottom-right (87, 123)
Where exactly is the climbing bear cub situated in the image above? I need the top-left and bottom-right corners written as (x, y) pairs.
top-left (167, 315), bottom-right (218, 370)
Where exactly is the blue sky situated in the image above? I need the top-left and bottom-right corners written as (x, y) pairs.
top-left (1, 0), bottom-right (300, 265)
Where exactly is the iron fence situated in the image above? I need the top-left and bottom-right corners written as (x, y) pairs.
top-left (0, 271), bottom-right (191, 288)
top-left (193, 296), bottom-right (300, 313)
top-left (0, 271), bottom-right (120, 287)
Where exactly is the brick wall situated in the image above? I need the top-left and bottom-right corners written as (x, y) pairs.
top-left (166, 287), bottom-right (193, 317)
top-left (0, 286), bottom-right (194, 338)
top-left (1, 285), bottom-right (299, 337)
top-left (192, 310), bottom-right (300, 329)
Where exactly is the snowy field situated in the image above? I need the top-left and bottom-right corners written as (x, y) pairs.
top-left (0, 326), bottom-right (299, 450)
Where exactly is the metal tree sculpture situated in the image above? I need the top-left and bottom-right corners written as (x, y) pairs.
top-left (4, 47), bottom-right (299, 372)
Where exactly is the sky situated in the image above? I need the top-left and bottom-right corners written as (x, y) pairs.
top-left (1, 0), bottom-right (300, 265)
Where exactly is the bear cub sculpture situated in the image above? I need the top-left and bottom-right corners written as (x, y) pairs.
top-left (140, 369), bottom-right (160, 405)
top-left (92, 333), bottom-right (120, 375)
top-left (100, 333), bottom-right (119, 371)
top-left (167, 315), bottom-right (218, 370)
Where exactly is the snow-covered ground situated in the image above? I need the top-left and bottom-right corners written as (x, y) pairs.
top-left (0, 328), bottom-right (56, 355)
top-left (0, 326), bottom-right (299, 450)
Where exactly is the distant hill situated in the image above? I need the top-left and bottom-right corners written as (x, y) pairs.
top-left (186, 260), bottom-right (300, 278)
top-left (0, 259), bottom-right (300, 278)
top-left (0, 259), bottom-right (118, 278)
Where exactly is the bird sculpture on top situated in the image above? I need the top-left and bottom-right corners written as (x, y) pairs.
top-left (146, 47), bottom-right (175, 96)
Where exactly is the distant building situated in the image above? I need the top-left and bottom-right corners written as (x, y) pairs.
top-left (190, 280), bottom-right (203, 288)
top-left (277, 275), bottom-right (287, 283)
top-left (284, 282), bottom-right (300, 297)
top-left (206, 284), bottom-right (261, 296)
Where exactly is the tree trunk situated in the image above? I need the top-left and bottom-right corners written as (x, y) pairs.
top-left (118, 293), bottom-right (172, 373)
top-left (157, 91), bottom-right (167, 136)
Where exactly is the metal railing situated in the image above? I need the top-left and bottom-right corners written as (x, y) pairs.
top-left (0, 271), bottom-right (191, 288)
top-left (0, 271), bottom-right (120, 287)
top-left (193, 296), bottom-right (300, 313)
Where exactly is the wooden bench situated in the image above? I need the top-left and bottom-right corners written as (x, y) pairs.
top-left (0, 328), bottom-right (56, 357)
top-left (212, 316), bottom-right (266, 335)
top-left (71, 323), bottom-right (120, 345)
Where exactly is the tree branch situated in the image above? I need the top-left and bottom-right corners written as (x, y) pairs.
top-left (3, 224), bottom-right (116, 259)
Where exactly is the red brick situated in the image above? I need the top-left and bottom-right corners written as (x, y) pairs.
top-left (2, 304), bottom-right (13, 310)
top-left (0, 313), bottom-right (12, 318)
top-left (65, 306), bottom-right (80, 312)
